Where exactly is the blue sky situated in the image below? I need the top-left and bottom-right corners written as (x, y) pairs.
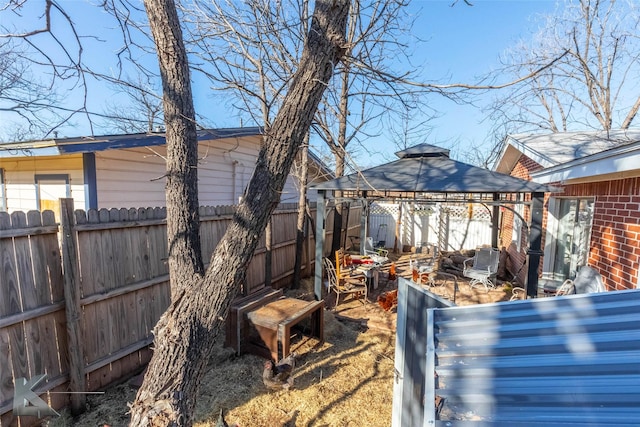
top-left (388, 0), bottom-right (558, 165)
top-left (0, 0), bottom-right (559, 167)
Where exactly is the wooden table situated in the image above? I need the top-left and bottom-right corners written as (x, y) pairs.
top-left (349, 256), bottom-right (381, 289)
top-left (353, 264), bottom-right (380, 289)
top-left (247, 297), bottom-right (324, 361)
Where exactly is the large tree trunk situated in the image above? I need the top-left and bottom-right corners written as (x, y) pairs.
top-left (129, 1), bottom-right (349, 425)
top-left (143, 0), bottom-right (204, 301)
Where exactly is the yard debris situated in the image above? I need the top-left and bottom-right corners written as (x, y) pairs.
top-left (387, 262), bottom-right (397, 281)
top-left (377, 289), bottom-right (398, 311)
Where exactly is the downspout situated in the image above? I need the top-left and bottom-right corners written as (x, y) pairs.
top-left (232, 159), bottom-right (238, 203)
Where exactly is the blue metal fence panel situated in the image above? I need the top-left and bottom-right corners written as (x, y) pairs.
top-left (429, 289), bottom-right (640, 425)
top-left (392, 278), bottom-right (455, 427)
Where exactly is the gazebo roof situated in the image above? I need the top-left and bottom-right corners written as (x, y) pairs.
top-left (311, 143), bottom-right (551, 301)
top-left (313, 143), bottom-right (556, 195)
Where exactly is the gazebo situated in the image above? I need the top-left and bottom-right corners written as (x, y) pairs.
top-left (311, 143), bottom-right (558, 300)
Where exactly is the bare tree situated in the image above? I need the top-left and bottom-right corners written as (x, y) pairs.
top-left (185, 0), bottom-right (314, 286)
top-left (313, 0), bottom-right (431, 177)
top-left (186, 0), bottom-right (308, 127)
top-left (187, 0), bottom-right (436, 250)
top-left (0, 40), bottom-right (66, 139)
top-left (127, 0), bottom-right (349, 425)
top-left (100, 74), bottom-right (164, 133)
top-left (309, 0), bottom-right (434, 250)
top-left (2, 1), bottom-right (348, 425)
top-left (487, 0), bottom-right (640, 138)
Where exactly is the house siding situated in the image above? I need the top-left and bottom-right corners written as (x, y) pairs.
top-left (95, 146), bottom-right (168, 208)
top-left (0, 155), bottom-right (85, 213)
top-left (95, 134), bottom-right (303, 209)
top-left (1, 132), bottom-right (325, 213)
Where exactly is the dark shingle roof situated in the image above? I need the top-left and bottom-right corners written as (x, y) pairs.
top-left (313, 143), bottom-right (555, 194)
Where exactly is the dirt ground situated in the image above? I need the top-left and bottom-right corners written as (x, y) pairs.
top-left (47, 252), bottom-right (514, 427)
top-left (328, 251), bottom-right (517, 334)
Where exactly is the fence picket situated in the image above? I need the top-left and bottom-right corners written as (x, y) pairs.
top-left (60, 198), bottom-right (86, 414)
top-left (0, 200), bottom-right (327, 420)
top-left (0, 330), bottom-right (12, 407)
top-left (0, 234), bottom-right (21, 316)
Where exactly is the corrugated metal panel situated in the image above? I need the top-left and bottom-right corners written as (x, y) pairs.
top-left (430, 289), bottom-right (640, 426)
top-left (392, 278), bottom-right (455, 427)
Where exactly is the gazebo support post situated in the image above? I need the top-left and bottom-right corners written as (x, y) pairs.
top-left (314, 189), bottom-right (328, 301)
top-left (359, 193), bottom-right (368, 255)
top-left (526, 192), bottom-right (544, 298)
top-left (491, 192), bottom-right (500, 248)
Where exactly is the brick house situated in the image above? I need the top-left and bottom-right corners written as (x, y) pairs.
top-left (494, 129), bottom-right (640, 292)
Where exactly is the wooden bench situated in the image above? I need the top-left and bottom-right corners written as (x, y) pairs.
top-left (225, 287), bottom-right (283, 355)
top-left (247, 297), bottom-right (324, 361)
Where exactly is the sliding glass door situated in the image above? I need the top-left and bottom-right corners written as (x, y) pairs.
top-left (548, 198), bottom-right (594, 281)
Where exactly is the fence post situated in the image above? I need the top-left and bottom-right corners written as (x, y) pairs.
top-left (59, 198), bottom-right (86, 415)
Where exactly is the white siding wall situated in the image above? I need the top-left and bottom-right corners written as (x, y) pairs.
top-left (199, 135), bottom-right (307, 205)
top-left (280, 178), bottom-right (300, 203)
top-left (95, 134), bottom-right (306, 208)
top-left (198, 135), bottom-right (260, 205)
top-left (95, 147), bottom-right (167, 208)
top-left (0, 155), bottom-right (85, 213)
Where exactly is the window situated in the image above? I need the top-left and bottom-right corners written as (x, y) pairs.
top-left (35, 174), bottom-right (70, 217)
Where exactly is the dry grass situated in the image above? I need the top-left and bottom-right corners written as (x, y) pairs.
top-left (47, 254), bottom-right (514, 427)
top-left (191, 311), bottom-right (395, 427)
top-left (49, 292), bottom-right (396, 427)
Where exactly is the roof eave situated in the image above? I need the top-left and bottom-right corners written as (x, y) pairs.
top-left (500, 135), bottom-right (558, 170)
top-left (531, 139), bottom-right (640, 184)
top-left (0, 127), bottom-right (264, 157)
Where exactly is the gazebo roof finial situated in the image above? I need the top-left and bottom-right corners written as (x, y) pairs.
top-left (395, 143), bottom-right (450, 159)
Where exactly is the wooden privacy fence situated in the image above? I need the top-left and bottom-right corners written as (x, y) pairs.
top-left (0, 199), bottom-right (358, 425)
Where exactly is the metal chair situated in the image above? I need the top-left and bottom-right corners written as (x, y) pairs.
top-left (323, 257), bottom-right (368, 309)
top-left (463, 247), bottom-right (500, 292)
top-left (411, 253), bottom-right (459, 303)
top-left (411, 256), bottom-right (437, 287)
top-left (363, 237), bottom-right (389, 264)
top-left (556, 265), bottom-right (606, 296)
top-left (510, 286), bottom-right (526, 301)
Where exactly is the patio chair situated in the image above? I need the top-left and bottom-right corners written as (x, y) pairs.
top-left (410, 254), bottom-right (437, 287)
top-left (363, 237), bottom-right (389, 264)
top-left (556, 265), bottom-right (606, 296)
top-left (510, 286), bottom-right (526, 301)
top-left (463, 247), bottom-right (500, 292)
top-left (323, 257), bottom-right (368, 309)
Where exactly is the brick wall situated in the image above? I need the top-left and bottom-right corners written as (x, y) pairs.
top-left (548, 178), bottom-right (640, 290)
top-left (502, 152), bottom-right (640, 291)
top-left (500, 155), bottom-right (546, 285)
top-left (563, 179), bottom-right (640, 290)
